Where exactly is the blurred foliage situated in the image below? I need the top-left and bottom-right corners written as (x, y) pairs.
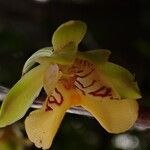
top-left (0, 0), bottom-right (150, 149)
top-left (0, 124), bottom-right (32, 150)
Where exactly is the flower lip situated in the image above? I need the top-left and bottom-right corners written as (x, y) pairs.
top-left (57, 58), bottom-right (119, 100)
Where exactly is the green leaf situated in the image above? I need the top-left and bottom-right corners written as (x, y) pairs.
top-left (0, 141), bottom-right (13, 150)
top-left (22, 47), bottom-right (53, 75)
top-left (52, 20), bottom-right (87, 51)
top-left (101, 62), bottom-right (141, 99)
top-left (0, 64), bottom-right (48, 127)
top-left (78, 49), bottom-right (111, 65)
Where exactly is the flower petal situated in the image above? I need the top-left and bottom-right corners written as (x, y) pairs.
top-left (81, 97), bottom-right (138, 133)
top-left (78, 49), bottom-right (111, 65)
top-left (22, 47), bottom-right (53, 75)
top-left (46, 42), bottom-right (77, 65)
top-left (23, 43), bottom-right (77, 75)
top-left (43, 64), bottom-right (60, 96)
top-left (101, 62), bottom-right (141, 99)
top-left (73, 59), bottom-right (119, 100)
top-left (25, 83), bottom-right (80, 149)
top-left (25, 106), bottom-right (65, 149)
top-left (0, 64), bottom-right (48, 127)
top-left (52, 20), bottom-right (87, 51)
top-left (73, 58), bottom-right (139, 133)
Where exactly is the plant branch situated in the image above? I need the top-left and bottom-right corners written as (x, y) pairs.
top-left (0, 85), bottom-right (150, 129)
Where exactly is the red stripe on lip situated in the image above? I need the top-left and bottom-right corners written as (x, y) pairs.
top-left (45, 88), bottom-right (64, 111)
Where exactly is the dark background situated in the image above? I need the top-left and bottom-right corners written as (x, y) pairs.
top-left (0, 0), bottom-right (150, 149)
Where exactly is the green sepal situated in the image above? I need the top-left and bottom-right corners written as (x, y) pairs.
top-left (101, 62), bottom-right (141, 99)
top-left (36, 42), bottom-right (77, 65)
top-left (22, 47), bottom-right (53, 75)
top-left (78, 49), bottom-right (111, 65)
top-left (52, 20), bottom-right (87, 51)
top-left (0, 64), bottom-right (48, 127)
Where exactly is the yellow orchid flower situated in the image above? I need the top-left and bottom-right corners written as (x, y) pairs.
top-left (0, 20), bottom-right (141, 149)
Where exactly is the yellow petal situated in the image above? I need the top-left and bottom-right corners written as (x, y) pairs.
top-left (77, 49), bottom-right (111, 65)
top-left (43, 64), bottom-right (60, 96)
top-left (25, 105), bottom-right (65, 149)
top-left (22, 47), bottom-right (53, 75)
top-left (73, 58), bottom-right (138, 133)
top-left (73, 58), bottom-right (119, 99)
top-left (0, 64), bottom-right (48, 127)
top-left (101, 62), bottom-right (141, 99)
top-left (35, 43), bottom-right (77, 66)
top-left (52, 20), bottom-right (87, 51)
top-left (25, 83), bottom-right (81, 149)
top-left (81, 97), bottom-right (138, 133)
top-left (50, 42), bottom-right (77, 65)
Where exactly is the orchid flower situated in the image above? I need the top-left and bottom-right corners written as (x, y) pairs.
top-left (0, 20), bottom-right (141, 149)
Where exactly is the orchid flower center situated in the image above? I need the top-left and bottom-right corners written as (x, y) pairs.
top-left (44, 58), bottom-right (120, 112)
top-left (72, 59), bottom-right (118, 94)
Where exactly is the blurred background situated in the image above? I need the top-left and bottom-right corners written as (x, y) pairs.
top-left (0, 0), bottom-right (150, 149)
